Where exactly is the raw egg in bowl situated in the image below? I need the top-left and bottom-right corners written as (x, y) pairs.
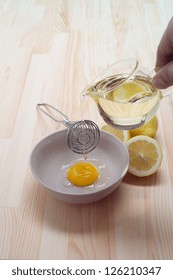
top-left (29, 129), bottom-right (129, 204)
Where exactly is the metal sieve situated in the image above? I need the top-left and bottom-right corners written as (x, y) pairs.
top-left (37, 103), bottom-right (100, 154)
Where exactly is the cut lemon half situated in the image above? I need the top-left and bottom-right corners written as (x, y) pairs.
top-left (126, 135), bottom-right (163, 177)
top-left (101, 124), bottom-right (130, 142)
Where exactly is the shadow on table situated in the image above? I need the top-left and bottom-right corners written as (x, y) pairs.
top-left (123, 171), bottom-right (162, 187)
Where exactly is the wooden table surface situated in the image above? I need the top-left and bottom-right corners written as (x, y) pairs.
top-left (1, 0), bottom-right (173, 260)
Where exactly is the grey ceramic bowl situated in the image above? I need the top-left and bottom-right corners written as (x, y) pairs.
top-left (30, 129), bottom-right (129, 204)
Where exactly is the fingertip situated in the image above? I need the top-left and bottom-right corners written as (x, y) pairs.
top-left (154, 66), bottom-right (161, 73)
top-left (152, 75), bottom-right (168, 89)
top-left (152, 62), bottom-right (173, 89)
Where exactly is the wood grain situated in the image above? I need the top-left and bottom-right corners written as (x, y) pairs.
top-left (0, 0), bottom-right (173, 260)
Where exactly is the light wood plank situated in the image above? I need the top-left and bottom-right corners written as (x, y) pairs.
top-left (0, 0), bottom-right (173, 260)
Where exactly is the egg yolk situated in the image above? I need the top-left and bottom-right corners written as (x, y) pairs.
top-left (67, 161), bottom-right (99, 187)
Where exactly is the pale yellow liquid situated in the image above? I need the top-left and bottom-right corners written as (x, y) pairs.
top-left (85, 75), bottom-right (162, 129)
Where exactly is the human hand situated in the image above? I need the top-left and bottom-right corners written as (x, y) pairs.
top-left (153, 17), bottom-right (173, 89)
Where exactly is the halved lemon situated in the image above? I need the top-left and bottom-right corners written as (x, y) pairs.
top-left (126, 135), bottom-right (163, 177)
top-left (101, 124), bottom-right (130, 143)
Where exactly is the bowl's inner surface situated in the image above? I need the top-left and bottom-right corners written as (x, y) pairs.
top-left (30, 130), bottom-right (129, 195)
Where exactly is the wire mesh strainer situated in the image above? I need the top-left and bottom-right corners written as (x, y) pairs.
top-left (37, 103), bottom-right (100, 154)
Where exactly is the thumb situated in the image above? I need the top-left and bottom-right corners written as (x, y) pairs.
top-left (153, 61), bottom-right (173, 89)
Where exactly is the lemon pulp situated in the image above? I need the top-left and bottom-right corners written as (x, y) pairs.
top-left (126, 135), bottom-right (163, 177)
top-left (67, 161), bottom-right (99, 187)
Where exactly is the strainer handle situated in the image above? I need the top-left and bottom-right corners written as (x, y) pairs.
top-left (37, 103), bottom-right (69, 125)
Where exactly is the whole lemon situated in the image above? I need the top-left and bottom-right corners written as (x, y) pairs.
top-left (129, 115), bottom-right (158, 138)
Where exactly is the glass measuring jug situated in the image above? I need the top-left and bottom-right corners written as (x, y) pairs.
top-left (83, 58), bottom-right (171, 130)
